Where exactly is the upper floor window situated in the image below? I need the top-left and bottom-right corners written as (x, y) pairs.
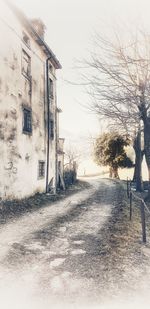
top-left (49, 119), bottom-right (54, 139)
top-left (23, 107), bottom-right (32, 134)
top-left (49, 78), bottom-right (54, 99)
top-left (22, 49), bottom-right (31, 79)
top-left (22, 32), bottom-right (30, 47)
top-left (49, 63), bottom-right (54, 74)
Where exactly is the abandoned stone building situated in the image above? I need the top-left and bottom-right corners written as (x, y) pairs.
top-left (0, 1), bottom-right (64, 200)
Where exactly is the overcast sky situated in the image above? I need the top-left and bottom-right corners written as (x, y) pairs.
top-left (13, 0), bottom-right (150, 139)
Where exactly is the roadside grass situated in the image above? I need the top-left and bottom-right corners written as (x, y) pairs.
top-left (84, 180), bottom-right (150, 296)
top-left (96, 181), bottom-right (150, 288)
top-left (0, 179), bottom-right (91, 225)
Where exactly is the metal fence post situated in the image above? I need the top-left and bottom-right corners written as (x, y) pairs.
top-left (127, 177), bottom-right (129, 198)
top-left (140, 200), bottom-right (146, 243)
top-left (129, 180), bottom-right (132, 194)
top-left (130, 191), bottom-right (132, 221)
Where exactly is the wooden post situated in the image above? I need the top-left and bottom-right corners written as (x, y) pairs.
top-left (140, 201), bottom-right (146, 243)
top-left (129, 180), bottom-right (132, 194)
top-left (129, 192), bottom-right (132, 221)
top-left (127, 178), bottom-right (129, 198)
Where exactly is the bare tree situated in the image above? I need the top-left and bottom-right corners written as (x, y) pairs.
top-left (64, 144), bottom-right (81, 171)
top-left (81, 31), bottom-right (150, 194)
top-left (63, 145), bottom-right (81, 186)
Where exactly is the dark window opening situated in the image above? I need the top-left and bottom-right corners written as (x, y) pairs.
top-left (23, 108), bottom-right (32, 134)
top-left (22, 49), bottom-right (31, 79)
top-left (50, 119), bottom-right (54, 139)
top-left (22, 32), bottom-right (30, 47)
top-left (38, 161), bottom-right (45, 178)
top-left (49, 63), bottom-right (53, 73)
top-left (49, 78), bottom-right (53, 99)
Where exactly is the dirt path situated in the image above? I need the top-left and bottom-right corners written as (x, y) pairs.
top-left (0, 178), bottom-right (150, 309)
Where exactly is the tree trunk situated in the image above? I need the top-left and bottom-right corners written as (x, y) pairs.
top-left (144, 119), bottom-right (150, 198)
top-left (109, 167), bottom-right (113, 178)
top-left (109, 166), bottom-right (119, 178)
top-left (112, 166), bottom-right (119, 179)
top-left (133, 129), bottom-right (143, 192)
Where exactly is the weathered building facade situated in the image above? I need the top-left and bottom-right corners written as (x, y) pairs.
top-left (0, 1), bottom-right (63, 200)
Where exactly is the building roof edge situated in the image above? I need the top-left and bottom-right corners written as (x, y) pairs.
top-left (5, 0), bottom-right (62, 69)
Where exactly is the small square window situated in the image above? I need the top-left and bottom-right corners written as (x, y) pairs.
top-left (38, 161), bottom-right (45, 178)
top-left (23, 108), bottom-right (32, 134)
top-left (22, 49), bottom-right (31, 79)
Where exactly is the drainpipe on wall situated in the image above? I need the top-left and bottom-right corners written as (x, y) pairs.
top-left (46, 57), bottom-right (51, 193)
top-left (54, 96), bottom-right (58, 194)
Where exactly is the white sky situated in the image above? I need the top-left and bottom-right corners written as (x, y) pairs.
top-left (12, 0), bottom-right (150, 139)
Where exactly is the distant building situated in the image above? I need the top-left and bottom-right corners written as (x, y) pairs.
top-left (0, 1), bottom-right (64, 200)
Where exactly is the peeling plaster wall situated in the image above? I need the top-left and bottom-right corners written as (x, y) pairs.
top-left (0, 2), bottom-right (57, 200)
